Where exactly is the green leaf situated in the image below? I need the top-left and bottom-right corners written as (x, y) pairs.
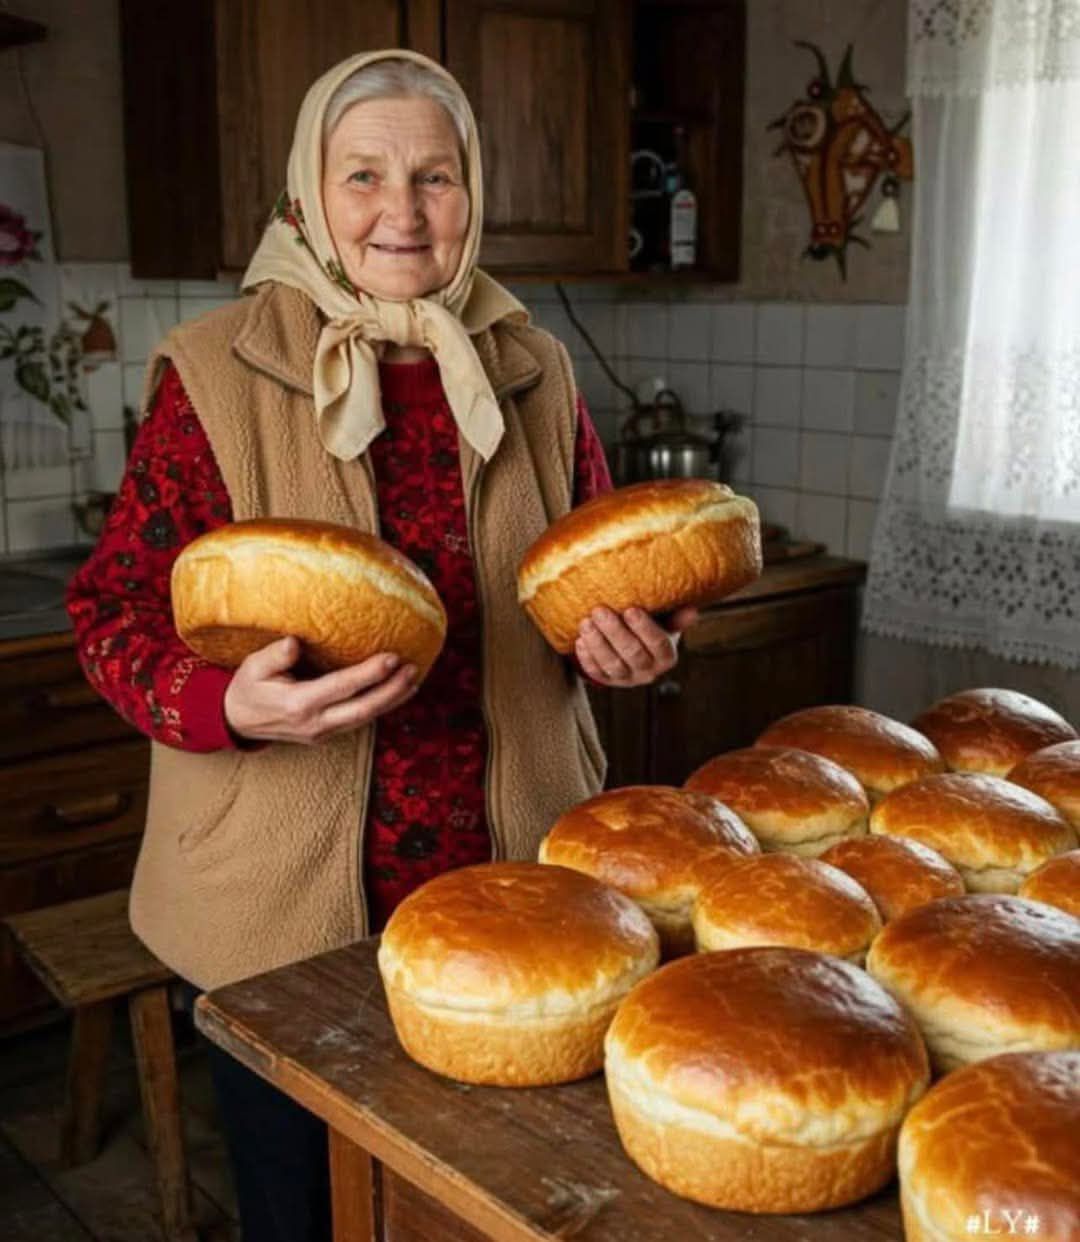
top-left (50, 393), bottom-right (72, 424)
top-left (15, 360), bottom-right (50, 404)
top-left (0, 278), bottom-right (39, 313)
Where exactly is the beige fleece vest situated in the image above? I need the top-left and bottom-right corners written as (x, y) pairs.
top-left (129, 283), bottom-right (605, 989)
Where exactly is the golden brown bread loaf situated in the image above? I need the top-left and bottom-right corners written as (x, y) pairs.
top-left (690, 852), bottom-right (882, 962)
top-left (171, 518), bottom-right (447, 677)
top-left (821, 834), bottom-right (965, 922)
top-left (756, 705), bottom-right (944, 802)
top-left (538, 785), bottom-right (758, 958)
top-left (899, 1052), bottom-right (1080, 1242)
top-left (912, 687), bottom-right (1077, 777)
top-left (516, 479), bottom-right (761, 653)
top-left (869, 773), bottom-right (1077, 893)
top-left (1009, 740), bottom-right (1080, 830)
top-left (866, 894), bottom-right (1080, 1073)
top-left (604, 947), bottom-right (929, 1213)
top-left (1019, 850), bottom-right (1080, 920)
top-left (684, 745), bottom-right (870, 854)
top-left (377, 862), bottom-right (659, 1086)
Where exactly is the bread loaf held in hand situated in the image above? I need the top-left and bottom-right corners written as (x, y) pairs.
top-left (171, 518), bottom-right (447, 679)
top-left (517, 480), bottom-right (761, 653)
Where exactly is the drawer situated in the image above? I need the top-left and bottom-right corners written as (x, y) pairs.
top-left (0, 643), bottom-right (139, 763)
top-left (0, 739), bottom-right (150, 867)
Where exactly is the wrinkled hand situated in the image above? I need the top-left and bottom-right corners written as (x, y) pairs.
top-left (574, 605), bottom-right (699, 688)
top-left (223, 635), bottom-right (418, 745)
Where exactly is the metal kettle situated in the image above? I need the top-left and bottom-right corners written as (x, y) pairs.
top-left (614, 389), bottom-right (725, 483)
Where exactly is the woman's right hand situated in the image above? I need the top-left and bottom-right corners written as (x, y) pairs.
top-left (223, 636), bottom-right (418, 746)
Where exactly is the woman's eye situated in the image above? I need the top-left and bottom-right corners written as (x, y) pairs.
top-left (349, 170), bottom-right (376, 185)
top-left (421, 172), bottom-right (452, 186)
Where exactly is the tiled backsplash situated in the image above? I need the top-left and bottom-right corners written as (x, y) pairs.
top-left (521, 285), bottom-right (903, 562)
top-left (0, 263), bottom-right (903, 563)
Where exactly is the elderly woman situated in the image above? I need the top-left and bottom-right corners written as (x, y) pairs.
top-left (67, 50), bottom-right (695, 1241)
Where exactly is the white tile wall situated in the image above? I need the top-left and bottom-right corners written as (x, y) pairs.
top-left (1, 264), bottom-right (904, 562)
top-left (802, 369), bottom-right (855, 433)
top-left (754, 367), bottom-right (801, 428)
top-left (804, 305), bottom-right (857, 368)
top-left (552, 290), bottom-right (903, 557)
top-left (754, 426), bottom-right (800, 488)
top-left (854, 370), bottom-right (901, 437)
top-left (711, 304), bottom-right (755, 364)
top-left (755, 304), bottom-right (804, 365)
top-left (800, 431), bottom-right (851, 496)
top-left (711, 364), bottom-right (754, 413)
top-left (669, 304), bottom-right (712, 361)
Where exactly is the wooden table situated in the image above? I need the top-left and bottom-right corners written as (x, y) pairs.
top-left (197, 938), bottom-right (905, 1241)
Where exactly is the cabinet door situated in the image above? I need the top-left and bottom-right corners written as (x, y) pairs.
top-left (445, 0), bottom-right (630, 272)
top-left (215, 0), bottom-right (406, 271)
top-left (649, 587), bottom-right (859, 786)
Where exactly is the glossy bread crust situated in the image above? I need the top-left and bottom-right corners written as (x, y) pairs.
top-left (517, 480), bottom-right (761, 653)
top-left (172, 517), bottom-right (447, 676)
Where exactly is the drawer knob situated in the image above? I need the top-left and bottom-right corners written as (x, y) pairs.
top-left (656, 678), bottom-right (682, 698)
top-left (43, 792), bottom-right (131, 830)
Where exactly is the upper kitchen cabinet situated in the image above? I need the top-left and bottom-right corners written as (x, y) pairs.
top-left (630, 0), bottom-right (745, 281)
top-left (119, 0), bottom-right (745, 281)
top-left (120, 0), bottom-right (411, 278)
top-left (444, 0), bottom-right (629, 273)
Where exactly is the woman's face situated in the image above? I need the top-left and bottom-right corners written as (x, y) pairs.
top-left (322, 95), bottom-right (469, 301)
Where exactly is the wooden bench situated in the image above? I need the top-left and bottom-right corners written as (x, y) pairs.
top-left (4, 889), bottom-right (198, 1242)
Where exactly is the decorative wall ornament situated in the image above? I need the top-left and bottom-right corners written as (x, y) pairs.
top-left (0, 143), bottom-right (95, 469)
top-left (770, 42), bottom-right (914, 277)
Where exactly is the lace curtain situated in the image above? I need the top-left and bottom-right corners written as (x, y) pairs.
top-left (863, 0), bottom-right (1080, 669)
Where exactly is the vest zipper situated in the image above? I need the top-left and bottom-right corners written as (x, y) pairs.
top-left (467, 454), bottom-right (503, 861)
top-left (354, 453), bottom-right (380, 935)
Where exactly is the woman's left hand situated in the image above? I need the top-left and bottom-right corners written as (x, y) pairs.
top-left (574, 605), bottom-right (699, 688)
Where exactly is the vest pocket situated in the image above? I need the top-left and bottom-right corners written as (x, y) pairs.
top-left (176, 751), bottom-right (245, 859)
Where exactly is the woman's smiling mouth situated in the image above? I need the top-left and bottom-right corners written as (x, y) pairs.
top-left (370, 243), bottom-right (431, 254)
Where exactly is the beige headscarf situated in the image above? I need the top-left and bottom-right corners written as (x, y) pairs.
top-left (243, 49), bottom-right (527, 462)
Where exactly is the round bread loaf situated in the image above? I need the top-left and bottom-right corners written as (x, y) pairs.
top-left (865, 894), bottom-right (1080, 1073)
top-left (1009, 740), bottom-right (1080, 830)
top-left (516, 480), bottom-right (761, 654)
top-left (869, 773), bottom-right (1077, 893)
top-left (377, 862), bottom-right (659, 1086)
top-left (1019, 850), bottom-right (1080, 920)
top-left (172, 518), bottom-right (447, 677)
top-left (899, 1052), bottom-right (1080, 1242)
top-left (685, 745), bottom-right (869, 855)
top-left (756, 705), bottom-right (944, 802)
top-left (538, 785), bottom-right (759, 958)
top-left (821, 835), bottom-right (964, 922)
top-left (691, 852), bottom-right (882, 963)
top-left (604, 947), bottom-right (929, 1213)
top-left (912, 688), bottom-right (1077, 777)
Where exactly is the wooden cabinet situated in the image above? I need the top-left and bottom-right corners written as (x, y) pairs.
top-left (445, 0), bottom-right (629, 272)
top-left (120, 0), bottom-right (744, 280)
top-left (0, 635), bottom-right (148, 1033)
top-left (589, 558), bottom-right (867, 788)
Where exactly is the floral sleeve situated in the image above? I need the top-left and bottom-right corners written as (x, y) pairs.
top-left (65, 363), bottom-right (238, 752)
top-left (572, 393), bottom-right (613, 507)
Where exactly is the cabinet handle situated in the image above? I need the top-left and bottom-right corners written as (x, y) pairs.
top-left (42, 792), bottom-right (131, 830)
top-left (34, 683), bottom-right (100, 711)
top-left (656, 678), bottom-right (682, 698)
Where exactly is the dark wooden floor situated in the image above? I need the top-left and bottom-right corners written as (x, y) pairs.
top-left (0, 1003), bottom-right (239, 1240)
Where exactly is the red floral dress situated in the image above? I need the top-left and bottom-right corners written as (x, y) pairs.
top-left (67, 357), bottom-right (611, 930)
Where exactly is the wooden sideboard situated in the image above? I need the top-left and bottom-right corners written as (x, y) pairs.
top-left (0, 633), bottom-right (148, 1033)
top-left (588, 556), bottom-right (867, 787)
